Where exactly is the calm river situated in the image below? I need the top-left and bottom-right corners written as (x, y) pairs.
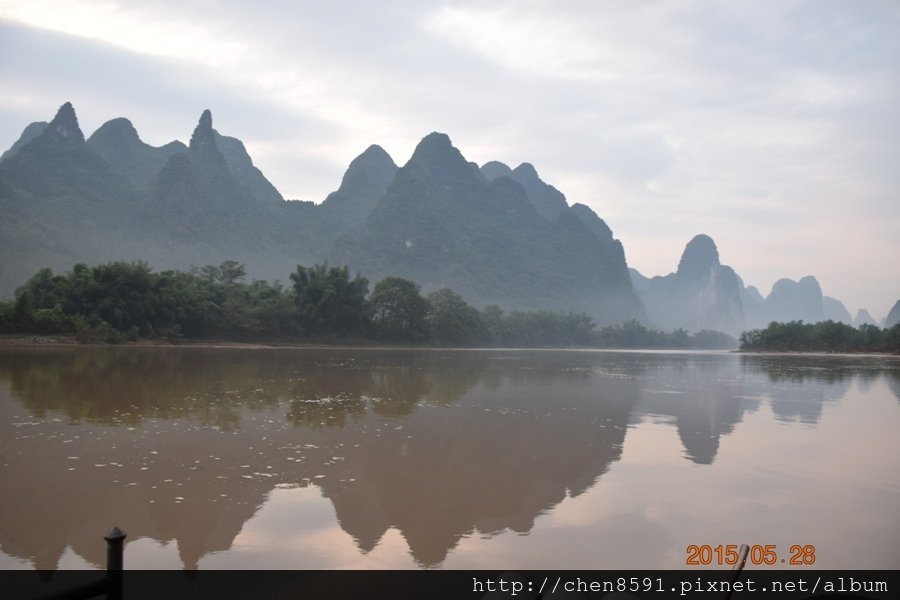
top-left (0, 347), bottom-right (898, 570)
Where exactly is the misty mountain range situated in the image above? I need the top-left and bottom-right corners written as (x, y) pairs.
top-left (1, 103), bottom-right (895, 336)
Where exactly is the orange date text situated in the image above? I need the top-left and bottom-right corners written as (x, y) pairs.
top-left (685, 544), bottom-right (816, 566)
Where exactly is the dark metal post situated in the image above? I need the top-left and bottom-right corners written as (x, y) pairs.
top-left (104, 527), bottom-right (126, 600)
top-left (104, 527), bottom-right (126, 571)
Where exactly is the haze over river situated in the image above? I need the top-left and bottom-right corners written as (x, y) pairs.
top-left (1, 347), bottom-right (898, 570)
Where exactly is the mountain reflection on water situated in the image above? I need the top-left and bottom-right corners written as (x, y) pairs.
top-left (0, 347), bottom-right (898, 570)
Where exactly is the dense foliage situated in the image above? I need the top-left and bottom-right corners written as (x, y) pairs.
top-left (1, 260), bottom-right (296, 342)
top-left (0, 260), bottom-right (739, 348)
top-left (739, 320), bottom-right (900, 353)
top-left (290, 263), bottom-right (370, 337)
top-left (370, 276), bottom-right (431, 342)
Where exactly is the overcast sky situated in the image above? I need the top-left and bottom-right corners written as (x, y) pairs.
top-left (1, 0), bottom-right (898, 318)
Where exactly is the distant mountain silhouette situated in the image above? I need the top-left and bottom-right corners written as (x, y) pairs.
top-left (0, 102), bottom-right (133, 204)
top-left (88, 117), bottom-right (186, 189)
top-left (0, 103), bottom-right (147, 290)
top-left (309, 144), bottom-right (399, 254)
top-left (629, 236), bottom-right (869, 335)
top-left (330, 132), bottom-right (644, 322)
top-left (482, 160), bottom-right (569, 220)
top-left (0, 105), bottom-right (308, 291)
top-left (0, 104), bottom-right (644, 324)
top-left (765, 276), bottom-right (825, 324)
top-left (822, 296), bottom-right (853, 324)
top-left (0, 121), bottom-right (47, 163)
top-left (1, 102), bottom-right (870, 331)
top-left (214, 131), bottom-right (284, 206)
top-left (853, 308), bottom-right (878, 327)
top-left (146, 110), bottom-right (306, 279)
top-left (737, 275), bottom-right (768, 329)
top-left (631, 234), bottom-right (744, 335)
top-left (885, 299), bottom-right (900, 328)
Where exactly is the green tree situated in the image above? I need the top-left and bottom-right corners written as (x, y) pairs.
top-left (12, 267), bottom-right (69, 333)
top-left (88, 261), bottom-right (156, 335)
top-left (886, 324), bottom-right (900, 353)
top-left (426, 288), bottom-right (485, 345)
top-left (856, 323), bottom-right (884, 350)
top-left (153, 269), bottom-right (222, 338)
top-left (370, 276), bottom-right (431, 342)
top-left (0, 299), bottom-right (14, 333)
top-left (480, 304), bottom-right (506, 345)
top-left (290, 263), bottom-right (370, 337)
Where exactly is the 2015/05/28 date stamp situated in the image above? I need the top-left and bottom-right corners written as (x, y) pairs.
top-left (686, 544), bottom-right (816, 566)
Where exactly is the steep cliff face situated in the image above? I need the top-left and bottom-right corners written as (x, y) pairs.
top-left (634, 235), bottom-right (745, 335)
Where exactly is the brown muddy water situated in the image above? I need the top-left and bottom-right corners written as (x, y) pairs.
top-left (0, 347), bottom-right (898, 570)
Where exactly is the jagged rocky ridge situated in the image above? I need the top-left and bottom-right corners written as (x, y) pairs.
top-left (2, 102), bottom-right (880, 333)
top-left (0, 103), bottom-right (644, 325)
top-left (330, 133), bottom-right (643, 322)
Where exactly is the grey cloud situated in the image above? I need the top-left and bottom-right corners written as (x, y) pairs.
top-left (0, 19), bottom-right (335, 146)
top-left (0, 1), bottom-right (897, 314)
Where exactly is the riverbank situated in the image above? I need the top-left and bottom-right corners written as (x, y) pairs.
top-left (0, 334), bottom-right (741, 352)
top-left (735, 349), bottom-right (900, 358)
top-left (8, 335), bottom-right (899, 355)
top-left (0, 334), bottom-right (382, 350)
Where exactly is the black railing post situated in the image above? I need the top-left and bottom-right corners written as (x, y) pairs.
top-left (104, 526), bottom-right (126, 571)
top-left (104, 527), bottom-right (126, 600)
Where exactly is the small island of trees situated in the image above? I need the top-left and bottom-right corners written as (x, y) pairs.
top-left (739, 320), bottom-right (900, 353)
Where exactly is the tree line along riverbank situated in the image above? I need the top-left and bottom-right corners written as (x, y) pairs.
top-left (1, 260), bottom-right (897, 352)
top-left (739, 319), bottom-right (900, 354)
top-left (0, 260), bottom-right (739, 349)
